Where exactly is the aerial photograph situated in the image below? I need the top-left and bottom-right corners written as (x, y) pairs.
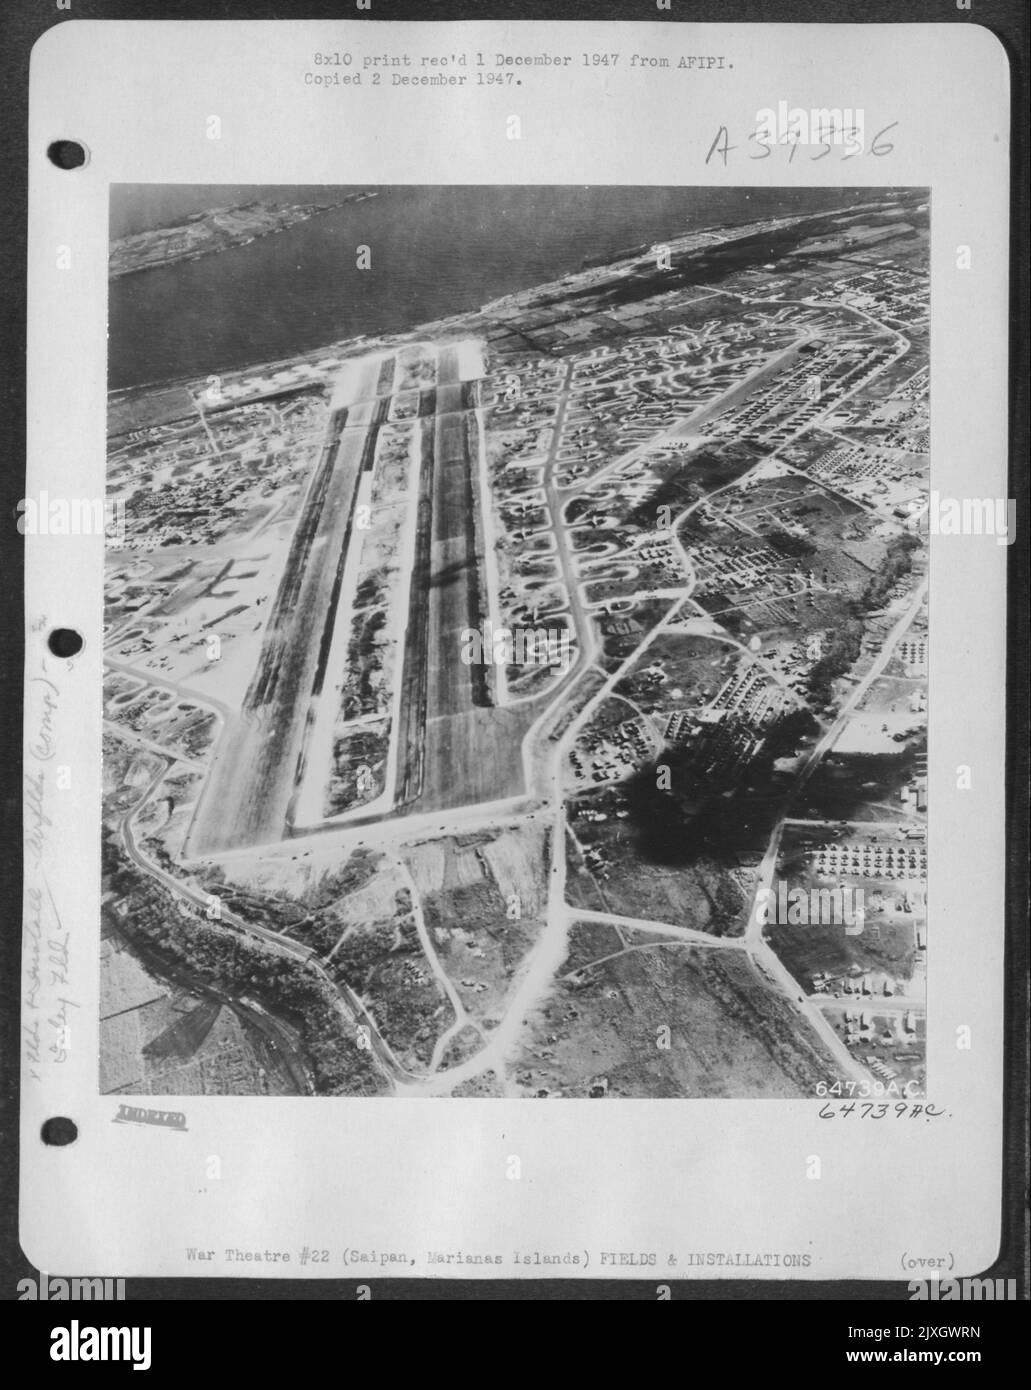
top-left (101, 185), bottom-right (928, 1099)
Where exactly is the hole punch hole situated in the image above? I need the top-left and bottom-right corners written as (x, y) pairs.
top-left (48, 628), bottom-right (83, 659)
top-left (41, 1117), bottom-right (78, 1147)
top-left (47, 140), bottom-right (88, 170)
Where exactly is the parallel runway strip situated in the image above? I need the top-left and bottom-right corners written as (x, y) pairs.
top-left (189, 356), bottom-right (393, 854)
top-left (396, 345), bottom-right (488, 810)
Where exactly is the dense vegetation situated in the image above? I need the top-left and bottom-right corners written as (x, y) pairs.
top-left (859, 531), bottom-right (921, 611)
top-left (103, 837), bottom-right (386, 1095)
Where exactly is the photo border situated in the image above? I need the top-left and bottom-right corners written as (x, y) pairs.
top-left (2, 0), bottom-right (1026, 1309)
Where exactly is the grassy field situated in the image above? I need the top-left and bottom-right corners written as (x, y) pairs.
top-left (767, 915), bottom-right (918, 992)
top-left (513, 937), bottom-right (844, 1098)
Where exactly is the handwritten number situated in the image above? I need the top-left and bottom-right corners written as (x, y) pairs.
top-left (811, 124), bottom-right (834, 161)
top-left (709, 122), bottom-right (895, 165)
top-left (842, 125), bottom-right (863, 161)
top-left (748, 130), bottom-right (772, 161)
top-left (870, 121), bottom-right (898, 156)
top-left (704, 126), bottom-right (736, 166)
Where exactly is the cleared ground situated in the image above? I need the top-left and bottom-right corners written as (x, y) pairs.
top-left (514, 931), bottom-right (845, 1098)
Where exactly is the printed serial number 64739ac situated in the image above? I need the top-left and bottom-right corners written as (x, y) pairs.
top-left (815, 1078), bottom-right (921, 1098)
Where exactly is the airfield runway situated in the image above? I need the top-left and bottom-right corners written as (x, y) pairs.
top-left (188, 355), bottom-right (393, 855)
top-left (394, 345), bottom-right (528, 813)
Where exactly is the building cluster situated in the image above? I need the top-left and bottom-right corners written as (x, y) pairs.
top-left (111, 392), bottom-right (325, 553)
top-left (700, 334), bottom-right (903, 450)
top-left (571, 715), bottom-right (654, 785)
top-left (691, 538), bottom-right (800, 599)
top-left (614, 535), bottom-right (687, 591)
top-left (900, 759), bottom-right (928, 814)
top-left (658, 664), bottom-right (788, 786)
top-left (554, 318), bottom-right (790, 480)
top-left (805, 440), bottom-right (918, 497)
top-left (815, 973), bottom-right (908, 1001)
top-left (897, 638), bottom-right (926, 674)
top-left (710, 665), bottom-right (783, 721)
top-left (811, 839), bottom-right (927, 881)
top-left (839, 264), bottom-right (929, 329)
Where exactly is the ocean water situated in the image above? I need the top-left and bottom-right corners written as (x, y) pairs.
top-left (108, 185), bottom-right (859, 391)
